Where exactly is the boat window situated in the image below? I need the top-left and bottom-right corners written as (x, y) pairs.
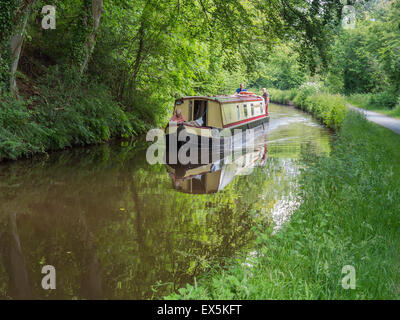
top-left (260, 103), bottom-right (263, 114)
top-left (189, 101), bottom-right (193, 121)
top-left (251, 104), bottom-right (254, 116)
top-left (237, 105), bottom-right (240, 120)
top-left (194, 100), bottom-right (207, 126)
top-left (243, 104), bottom-right (248, 118)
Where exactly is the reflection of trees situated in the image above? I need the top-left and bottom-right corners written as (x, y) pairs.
top-left (0, 141), bottom-right (293, 299)
top-left (0, 211), bottom-right (33, 299)
top-left (79, 211), bottom-right (103, 300)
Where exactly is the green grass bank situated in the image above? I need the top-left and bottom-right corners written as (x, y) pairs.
top-left (167, 111), bottom-right (400, 299)
top-left (268, 86), bottom-right (400, 122)
top-left (268, 87), bottom-right (348, 130)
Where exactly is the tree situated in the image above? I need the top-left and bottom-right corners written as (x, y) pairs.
top-left (80, 0), bottom-right (104, 74)
top-left (324, 0), bottom-right (400, 95)
top-left (0, 0), bottom-right (36, 95)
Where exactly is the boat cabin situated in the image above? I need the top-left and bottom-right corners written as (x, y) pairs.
top-left (173, 94), bottom-right (267, 130)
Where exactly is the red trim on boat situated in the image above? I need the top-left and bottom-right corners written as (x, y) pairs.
top-left (223, 115), bottom-right (268, 128)
top-left (176, 96), bottom-right (263, 104)
top-left (167, 115), bottom-right (268, 131)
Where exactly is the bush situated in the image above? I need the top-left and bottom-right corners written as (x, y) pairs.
top-left (305, 93), bottom-right (347, 130)
top-left (390, 97), bottom-right (400, 118)
top-left (0, 96), bottom-right (50, 160)
top-left (34, 66), bottom-right (134, 149)
top-left (324, 72), bottom-right (344, 94)
top-left (268, 88), bottom-right (284, 104)
top-left (268, 88), bottom-right (297, 104)
top-left (348, 92), bottom-right (398, 110)
top-left (269, 84), bottom-right (347, 130)
top-left (292, 82), bottom-right (321, 109)
top-left (369, 91), bottom-right (398, 109)
top-left (347, 93), bottom-right (373, 109)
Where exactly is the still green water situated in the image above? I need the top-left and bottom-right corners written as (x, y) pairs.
top-left (0, 104), bottom-right (331, 299)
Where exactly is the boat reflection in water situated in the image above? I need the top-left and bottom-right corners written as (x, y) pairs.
top-left (165, 133), bottom-right (268, 194)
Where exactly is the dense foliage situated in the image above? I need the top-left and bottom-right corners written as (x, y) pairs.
top-left (324, 0), bottom-right (400, 109)
top-left (0, 0), bottom-right (399, 161)
top-left (0, 0), bottom-right (347, 160)
top-left (0, 66), bottom-right (133, 161)
top-left (268, 0), bottom-right (400, 118)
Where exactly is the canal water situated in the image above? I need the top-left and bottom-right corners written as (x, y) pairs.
top-left (0, 104), bottom-right (331, 299)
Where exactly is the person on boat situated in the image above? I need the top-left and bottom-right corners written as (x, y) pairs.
top-left (262, 88), bottom-right (270, 115)
top-left (169, 108), bottom-right (185, 124)
top-left (235, 83), bottom-right (247, 95)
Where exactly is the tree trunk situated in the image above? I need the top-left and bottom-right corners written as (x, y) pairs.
top-left (125, 23), bottom-right (145, 111)
top-left (9, 2), bottom-right (33, 97)
top-left (80, 0), bottom-right (104, 74)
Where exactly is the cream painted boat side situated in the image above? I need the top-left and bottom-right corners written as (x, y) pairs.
top-left (172, 96), bottom-right (267, 129)
top-left (207, 101), bottom-right (223, 128)
top-left (221, 100), bottom-right (266, 127)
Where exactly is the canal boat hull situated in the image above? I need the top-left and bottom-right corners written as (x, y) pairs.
top-left (165, 116), bottom-right (269, 151)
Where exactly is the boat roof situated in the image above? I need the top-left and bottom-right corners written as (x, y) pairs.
top-left (176, 95), bottom-right (264, 105)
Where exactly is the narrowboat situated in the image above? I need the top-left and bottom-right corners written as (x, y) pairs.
top-left (165, 93), bottom-right (270, 151)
